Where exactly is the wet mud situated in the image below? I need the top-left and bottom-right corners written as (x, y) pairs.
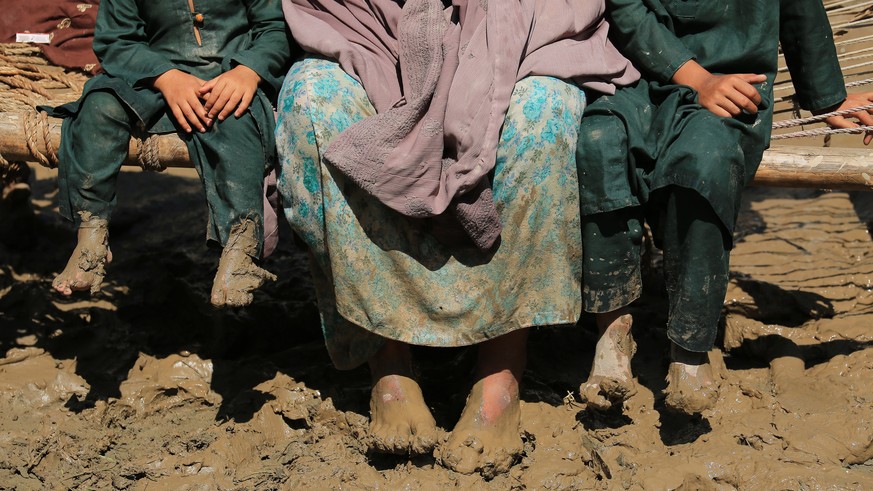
top-left (1, 167), bottom-right (873, 489)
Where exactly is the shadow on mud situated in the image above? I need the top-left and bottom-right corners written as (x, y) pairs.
top-left (2, 168), bottom-right (872, 446)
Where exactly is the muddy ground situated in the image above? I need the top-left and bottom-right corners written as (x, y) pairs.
top-left (1, 164), bottom-right (873, 490)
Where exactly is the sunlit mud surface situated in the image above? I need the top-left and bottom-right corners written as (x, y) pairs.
top-left (1, 167), bottom-right (872, 489)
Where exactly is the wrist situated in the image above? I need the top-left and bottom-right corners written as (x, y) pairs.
top-left (152, 68), bottom-right (181, 90)
top-left (671, 59), bottom-right (711, 91)
top-left (233, 64), bottom-right (262, 84)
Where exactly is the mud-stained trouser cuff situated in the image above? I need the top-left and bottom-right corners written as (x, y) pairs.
top-left (582, 207), bottom-right (645, 313)
top-left (661, 186), bottom-right (731, 353)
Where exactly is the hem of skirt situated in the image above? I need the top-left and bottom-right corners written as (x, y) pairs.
top-left (335, 304), bottom-right (582, 349)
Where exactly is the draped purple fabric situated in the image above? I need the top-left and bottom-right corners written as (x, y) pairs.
top-left (283, 0), bottom-right (639, 249)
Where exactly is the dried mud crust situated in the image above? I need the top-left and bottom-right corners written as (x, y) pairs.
top-left (578, 314), bottom-right (637, 411)
top-left (368, 374), bottom-right (440, 455)
top-left (211, 219), bottom-right (277, 307)
top-left (663, 359), bottom-right (719, 414)
top-left (52, 212), bottom-right (111, 295)
top-left (437, 378), bottom-right (524, 479)
top-left (3, 168), bottom-right (873, 489)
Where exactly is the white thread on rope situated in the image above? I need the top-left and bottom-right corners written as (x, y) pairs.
top-left (771, 125), bottom-right (873, 140)
top-left (772, 103), bottom-right (873, 129)
top-left (846, 76), bottom-right (873, 87)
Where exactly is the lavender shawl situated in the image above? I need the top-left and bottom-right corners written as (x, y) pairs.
top-left (283, 0), bottom-right (639, 249)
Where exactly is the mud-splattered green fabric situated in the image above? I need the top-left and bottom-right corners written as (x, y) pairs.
top-left (276, 58), bottom-right (586, 369)
top-left (43, 0), bottom-right (293, 255)
top-left (576, 0), bottom-right (848, 352)
top-left (578, 0), bottom-right (846, 233)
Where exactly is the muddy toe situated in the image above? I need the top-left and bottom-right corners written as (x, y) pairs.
top-left (211, 263), bottom-right (276, 307)
top-left (408, 425), bottom-right (440, 455)
top-left (438, 431), bottom-right (522, 477)
top-left (370, 420), bottom-right (439, 455)
top-left (664, 363), bottom-right (718, 414)
top-left (370, 424), bottom-right (410, 454)
top-left (579, 381), bottom-right (612, 410)
top-left (54, 254), bottom-right (106, 295)
top-left (439, 435), bottom-right (485, 474)
top-left (479, 445), bottom-right (519, 479)
top-left (579, 376), bottom-right (636, 411)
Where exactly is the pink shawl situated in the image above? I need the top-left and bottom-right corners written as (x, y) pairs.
top-left (283, 0), bottom-right (639, 249)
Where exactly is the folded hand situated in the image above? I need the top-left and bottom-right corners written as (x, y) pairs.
top-left (199, 65), bottom-right (262, 122)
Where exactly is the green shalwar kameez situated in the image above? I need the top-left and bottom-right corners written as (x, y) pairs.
top-left (47, 0), bottom-right (291, 255)
top-left (578, 0), bottom-right (847, 351)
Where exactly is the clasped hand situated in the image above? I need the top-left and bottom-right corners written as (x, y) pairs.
top-left (152, 65), bottom-right (261, 133)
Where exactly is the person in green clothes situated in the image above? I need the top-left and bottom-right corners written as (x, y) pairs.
top-left (48, 0), bottom-right (293, 307)
top-left (576, 0), bottom-right (873, 414)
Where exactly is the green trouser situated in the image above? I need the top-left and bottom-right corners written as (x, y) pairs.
top-left (582, 186), bottom-right (730, 353)
top-left (57, 90), bottom-right (266, 257)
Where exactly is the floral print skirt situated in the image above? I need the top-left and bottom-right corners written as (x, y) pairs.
top-left (276, 57), bottom-right (586, 369)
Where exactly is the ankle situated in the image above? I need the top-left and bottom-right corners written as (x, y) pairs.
top-left (225, 219), bottom-right (261, 255)
top-left (475, 329), bottom-right (528, 380)
top-left (595, 308), bottom-right (630, 334)
top-left (368, 341), bottom-right (414, 382)
top-left (670, 343), bottom-right (708, 366)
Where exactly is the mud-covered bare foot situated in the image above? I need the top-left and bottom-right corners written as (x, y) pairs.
top-left (52, 213), bottom-right (111, 295)
top-left (438, 371), bottom-right (523, 478)
top-left (367, 340), bottom-right (439, 455)
top-left (369, 374), bottom-right (440, 455)
top-left (580, 313), bottom-right (637, 410)
top-left (664, 344), bottom-right (718, 414)
top-left (211, 219), bottom-right (276, 307)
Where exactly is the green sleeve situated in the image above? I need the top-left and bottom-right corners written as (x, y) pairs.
top-left (780, 0), bottom-right (846, 112)
top-left (605, 0), bottom-right (695, 83)
top-left (231, 0), bottom-right (293, 99)
top-left (93, 0), bottom-right (176, 87)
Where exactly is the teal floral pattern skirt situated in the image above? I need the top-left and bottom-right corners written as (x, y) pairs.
top-left (276, 57), bottom-right (586, 369)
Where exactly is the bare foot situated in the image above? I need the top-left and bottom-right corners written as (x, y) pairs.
top-left (664, 344), bottom-right (718, 414)
top-left (438, 371), bottom-right (523, 478)
top-left (367, 341), bottom-right (439, 455)
top-left (580, 313), bottom-right (637, 410)
top-left (52, 213), bottom-right (111, 295)
top-left (369, 374), bottom-right (440, 455)
top-left (211, 219), bottom-right (276, 307)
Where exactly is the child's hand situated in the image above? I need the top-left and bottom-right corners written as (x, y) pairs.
top-left (198, 65), bottom-right (262, 122)
top-left (672, 60), bottom-right (765, 118)
top-left (152, 69), bottom-right (212, 133)
top-left (820, 92), bottom-right (873, 145)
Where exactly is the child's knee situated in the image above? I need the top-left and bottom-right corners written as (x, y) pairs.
top-left (77, 91), bottom-right (131, 125)
top-left (578, 116), bottom-right (629, 163)
top-left (581, 113), bottom-right (628, 146)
